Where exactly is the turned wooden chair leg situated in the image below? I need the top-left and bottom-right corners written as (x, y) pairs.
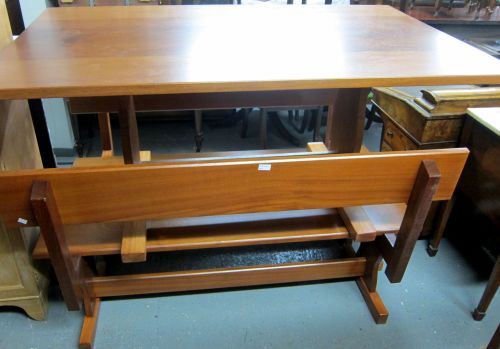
top-left (473, 256), bottom-right (500, 321)
top-left (356, 242), bottom-right (389, 324)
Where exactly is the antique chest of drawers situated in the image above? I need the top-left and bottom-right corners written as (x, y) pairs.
top-left (373, 85), bottom-right (500, 152)
top-left (373, 85), bottom-right (500, 237)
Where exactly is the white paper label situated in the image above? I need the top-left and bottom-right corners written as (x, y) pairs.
top-left (17, 218), bottom-right (28, 225)
top-left (258, 164), bottom-right (272, 171)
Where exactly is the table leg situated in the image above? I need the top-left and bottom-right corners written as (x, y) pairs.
top-left (427, 198), bottom-right (455, 257)
top-left (97, 112), bottom-right (113, 155)
top-left (313, 107), bottom-right (322, 142)
top-left (486, 325), bottom-right (500, 349)
top-left (473, 256), bottom-right (500, 321)
top-left (28, 99), bottom-right (57, 168)
top-left (259, 109), bottom-right (268, 149)
top-left (194, 110), bottom-right (203, 152)
top-left (324, 88), bottom-right (369, 153)
top-left (117, 96), bottom-right (141, 164)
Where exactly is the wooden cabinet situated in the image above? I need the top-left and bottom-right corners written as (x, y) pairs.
top-left (0, 0), bottom-right (48, 320)
top-left (373, 85), bottom-right (500, 237)
top-left (374, 85), bottom-right (500, 150)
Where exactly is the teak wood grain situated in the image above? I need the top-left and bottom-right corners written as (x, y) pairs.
top-left (0, 6), bottom-right (499, 99)
top-left (33, 209), bottom-right (350, 259)
top-left (79, 298), bottom-right (100, 349)
top-left (30, 181), bottom-right (81, 310)
top-left (120, 220), bottom-right (148, 263)
top-left (385, 160), bottom-right (441, 282)
top-left (0, 150), bottom-right (468, 228)
top-left (87, 259), bottom-right (366, 298)
top-left (339, 206), bottom-right (377, 242)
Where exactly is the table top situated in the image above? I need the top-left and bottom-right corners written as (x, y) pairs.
top-left (0, 5), bottom-right (499, 99)
top-left (467, 108), bottom-right (500, 137)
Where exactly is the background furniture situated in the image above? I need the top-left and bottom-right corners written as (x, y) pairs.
top-left (373, 86), bottom-right (500, 243)
top-left (0, 0), bottom-right (48, 320)
top-left (452, 107), bottom-right (499, 321)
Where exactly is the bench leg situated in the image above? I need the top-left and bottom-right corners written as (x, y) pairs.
top-left (79, 298), bottom-right (101, 349)
top-left (356, 242), bottom-right (388, 324)
top-left (356, 277), bottom-right (388, 324)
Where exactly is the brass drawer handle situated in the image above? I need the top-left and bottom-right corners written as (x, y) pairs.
top-left (386, 130), bottom-right (394, 137)
top-left (60, 0), bottom-right (75, 3)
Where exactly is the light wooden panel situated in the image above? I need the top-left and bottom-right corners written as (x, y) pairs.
top-left (120, 221), bottom-right (147, 263)
top-left (0, 6), bottom-right (499, 99)
top-left (0, 149), bottom-right (468, 228)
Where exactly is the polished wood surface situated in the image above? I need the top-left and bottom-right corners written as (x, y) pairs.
top-left (72, 148), bottom-right (310, 167)
top-left (120, 220), bottom-right (147, 263)
top-left (0, 149), bottom-right (468, 228)
top-left (32, 209), bottom-right (350, 259)
top-left (87, 259), bottom-right (367, 298)
top-left (385, 160), bottom-right (440, 282)
top-left (30, 181), bottom-right (81, 311)
top-left (0, 6), bottom-right (499, 99)
top-left (14, 148), bottom-right (467, 341)
top-left (79, 298), bottom-right (100, 349)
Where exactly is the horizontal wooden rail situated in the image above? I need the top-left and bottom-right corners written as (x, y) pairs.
top-left (68, 90), bottom-right (336, 114)
top-left (87, 258), bottom-right (366, 298)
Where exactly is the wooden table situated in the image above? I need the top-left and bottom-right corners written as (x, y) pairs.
top-left (0, 5), bottom-right (499, 163)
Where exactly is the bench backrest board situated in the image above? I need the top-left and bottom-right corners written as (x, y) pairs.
top-left (0, 149), bottom-right (468, 228)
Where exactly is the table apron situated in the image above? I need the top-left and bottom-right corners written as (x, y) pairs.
top-left (68, 89), bottom-right (338, 114)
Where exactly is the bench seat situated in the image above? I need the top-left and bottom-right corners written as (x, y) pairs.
top-left (32, 205), bottom-right (405, 259)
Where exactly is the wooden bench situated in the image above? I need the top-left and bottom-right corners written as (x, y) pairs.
top-left (0, 148), bottom-right (468, 348)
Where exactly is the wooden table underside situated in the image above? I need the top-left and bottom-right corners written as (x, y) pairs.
top-left (69, 88), bottom-right (369, 162)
